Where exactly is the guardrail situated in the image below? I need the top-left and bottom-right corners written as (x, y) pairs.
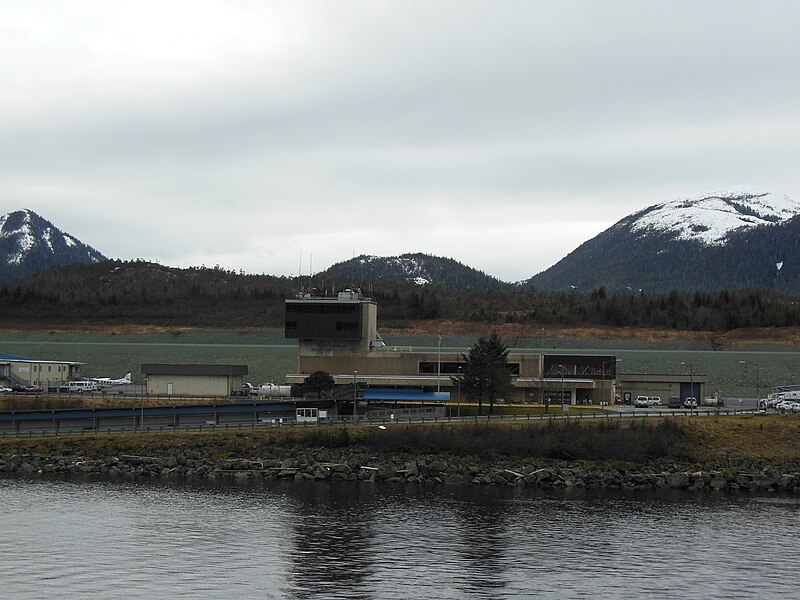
top-left (0, 406), bottom-right (771, 438)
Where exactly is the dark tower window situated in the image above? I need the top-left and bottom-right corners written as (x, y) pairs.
top-left (285, 301), bottom-right (364, 340)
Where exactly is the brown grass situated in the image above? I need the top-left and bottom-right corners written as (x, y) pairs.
top-left (382, 320), bottom-right (800, 346)
top-left (1, 319), bottom-right (799, 345)
top-left (3, 414), bottom-right (799, 469)
top-left (682, 414), bottom-right (800, 464)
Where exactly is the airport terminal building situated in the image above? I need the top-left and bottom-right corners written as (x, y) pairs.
top-left (284, 290), bottom-right (632, 405)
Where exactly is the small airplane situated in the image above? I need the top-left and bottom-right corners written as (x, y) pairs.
top-left (88, 372), bottom-right (133, 389)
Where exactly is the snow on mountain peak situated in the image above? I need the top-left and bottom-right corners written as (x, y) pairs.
top-left (0, 209), bottom-right (37, 264)
top-left (1, 209), bottom-right (107, 279)
top-left (628, 186), bottom-right (800, 245)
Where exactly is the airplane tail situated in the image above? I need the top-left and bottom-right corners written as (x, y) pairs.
top-left (123, 372), bottom-right (132, 383)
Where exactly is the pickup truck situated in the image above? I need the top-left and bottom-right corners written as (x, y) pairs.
top-left (232, 382), bottom-right (259, 397)
top-left (702, 397), bottom-right (724, 406)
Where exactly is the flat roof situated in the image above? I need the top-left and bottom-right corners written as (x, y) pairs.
top-left (0, 353), bottom-right (84, 365)
top-left (141, 364), bottom-right (248, 376)
top-left (618, 373), bottom-right (706, 383)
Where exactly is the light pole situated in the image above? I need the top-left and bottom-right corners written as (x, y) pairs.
top-left (681, 362), bottom-right (695, 410)
top-left (437, 331), bottom-right (442, 392)
top-left (353, 370), bottom-right (358, 421)
top-left (457, 366), bottom-right (462, 418)
top-left (436, 331), bottom-right (442, 392)
top-left (601, 358), bottom-right (621, 406)
top-left (739, 360), bottom-right (760, 410)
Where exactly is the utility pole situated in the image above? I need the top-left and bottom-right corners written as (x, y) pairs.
top-left (353, 370), bottom-right (358, 421)
top-left (437, 331), bottom-right (442, 392)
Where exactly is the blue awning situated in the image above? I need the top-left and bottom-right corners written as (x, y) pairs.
top-left (0, 353), bottom-right (34, 362)
top-left (362, 388), bottom-right (450, 402)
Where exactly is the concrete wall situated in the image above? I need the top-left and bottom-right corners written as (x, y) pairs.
top-left (297, 351), bottom-right (547, 379)
top-left (292, 297), bottom-right (379, 358)
top-left (293, 350), bottom-right (619, 404)
top-left (147, 374), bottom-right (244, 396)
top-left (617, 375), bottom-right (705, 404)
top-left (9, 361), bottom-right (82, 390)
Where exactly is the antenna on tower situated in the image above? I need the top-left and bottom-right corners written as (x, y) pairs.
top-left (298, 250), bottom-right (303, 292)
top-left (298, 250), bottom-right (303, 278)
top-left (309, 253), bottom-right (314, 294)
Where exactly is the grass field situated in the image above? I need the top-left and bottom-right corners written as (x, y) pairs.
top-left (0, 329), bottom-right (797, 398)
top-left (1, 414), bottom-right (798, 468)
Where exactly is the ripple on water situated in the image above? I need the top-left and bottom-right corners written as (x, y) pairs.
top-left (1, 478), bottom-right (799, 599)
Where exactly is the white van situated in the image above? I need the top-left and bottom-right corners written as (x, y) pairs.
top-left (60, 380), bottom-right (99, 393)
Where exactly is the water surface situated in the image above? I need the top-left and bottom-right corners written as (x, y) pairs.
top-left (2, 477), bottom-right (798, 599)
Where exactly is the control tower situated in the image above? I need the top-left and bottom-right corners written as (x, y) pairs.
top-left (285, 289), bottom-right (380, 361)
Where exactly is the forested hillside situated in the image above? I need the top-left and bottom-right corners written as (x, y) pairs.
top-left (0, 209), bottom-right (106, 284)
top-left (320, 253), bottom-right (509, 291)
top-left (529, 203), bottom-right (800, 293)
top-left (1, 260), bottom-right (800, 332)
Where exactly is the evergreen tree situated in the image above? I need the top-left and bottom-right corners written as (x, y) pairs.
top-left (456, 332), bottom-right (513, 415)
top-left (303, 371), bottom-right (335, 398)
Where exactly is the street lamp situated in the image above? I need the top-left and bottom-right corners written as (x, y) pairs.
top-left (739, 360), bottom-right (760, 410)
top-left (601, 358), bottom-right (621, 406)
top-left (353, 370), bottom-right (358, 421)
top-left (681, 362), bottom-right (696, 410)
top-left (457, 366), bottom-right (462, 418)
top-left (437, 331), bottom-right (442, 392)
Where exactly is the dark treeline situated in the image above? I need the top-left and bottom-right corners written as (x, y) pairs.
top-left (1, 259), bottom-right (799, 331)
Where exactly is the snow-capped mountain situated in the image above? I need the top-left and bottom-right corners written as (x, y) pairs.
top-left (0, 209), bottom-right (107, 283)
top-left (319, 253), bottom-right (509, 291)
top-left (527, 187), bottom-right (800, 293)
top-left (627, 187), bottom-right (800, 245)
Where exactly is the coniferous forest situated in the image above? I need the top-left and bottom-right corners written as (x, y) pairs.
top-left (1, 260), bottom-right (799, 332)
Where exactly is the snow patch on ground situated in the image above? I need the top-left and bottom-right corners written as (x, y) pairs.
top-left (361, 254), bottom-right (429, 280)
top-left (2, 211), bottom-right (36, 264)
top-left (43, 228), bottom-right (54, 252)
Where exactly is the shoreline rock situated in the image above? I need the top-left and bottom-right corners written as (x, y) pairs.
top-left (3, 451), bottom-right (799, 493)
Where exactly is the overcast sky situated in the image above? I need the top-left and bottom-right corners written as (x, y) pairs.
top-left (2, 1), bottom-right (799, 282)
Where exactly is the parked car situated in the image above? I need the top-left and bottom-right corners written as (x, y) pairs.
top-left (12, 384), bottom-right (44, 395)
top-left (668, 396), bottom-right (682, 408)
top-left (769, 394), bottom-right (800, 409)
top-left (684, 396), bottom-right (698, 408)
top-left (648, 396), bottom-right (662, 406)
top-left (0, 386), bottom-right (12, 394)
top-left (59, 380), bottom-right (99, 393)
top-left (634, 395), bottom-right (650, 408)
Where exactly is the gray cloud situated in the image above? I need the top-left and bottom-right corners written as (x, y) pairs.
top-left (1, 0), bottom-right (799, 282)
